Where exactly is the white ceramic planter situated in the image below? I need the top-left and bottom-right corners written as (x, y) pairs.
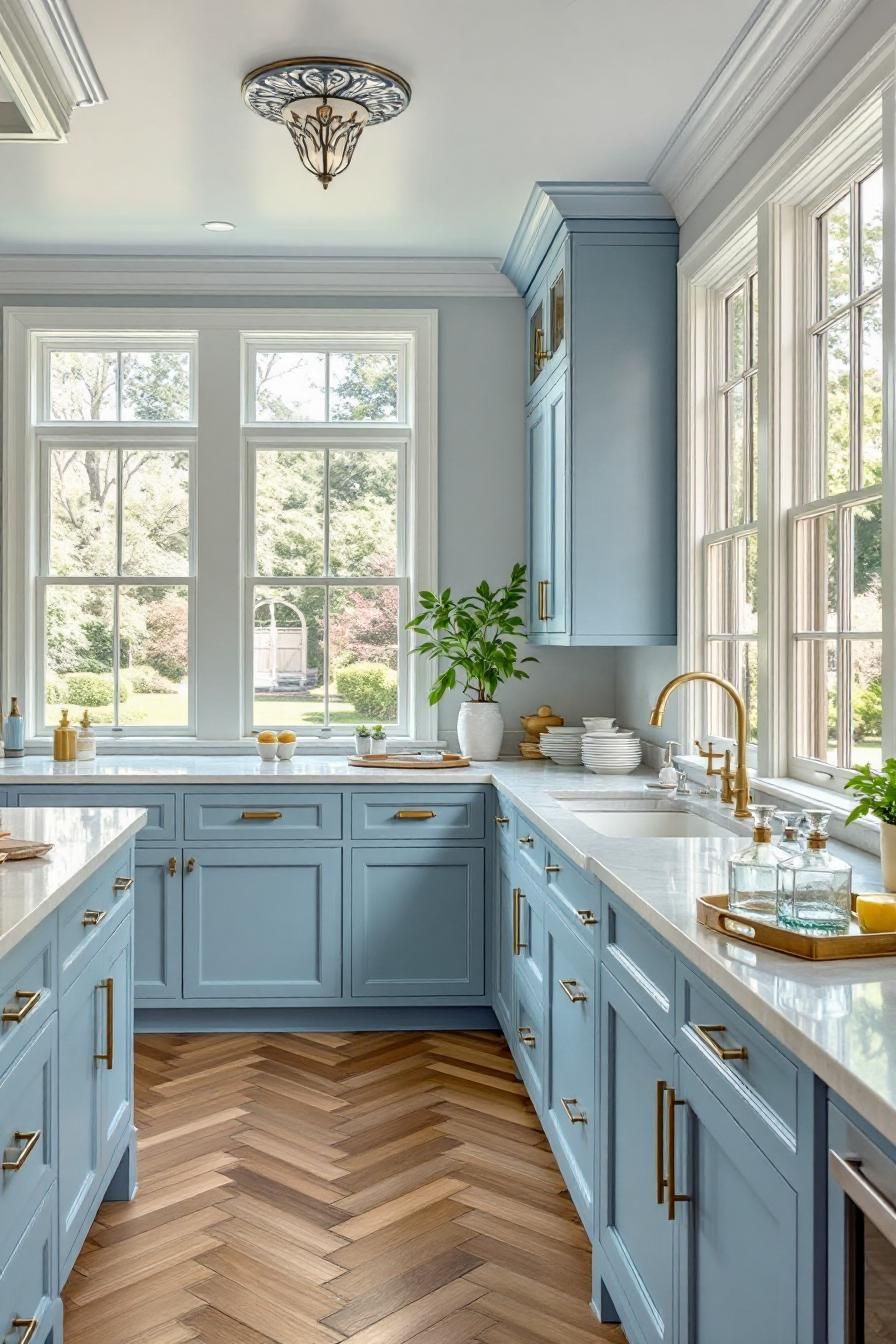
top-left (881, 820), bottom-right (896, 892)
top-left (457, 701), bottom-right (504, 760)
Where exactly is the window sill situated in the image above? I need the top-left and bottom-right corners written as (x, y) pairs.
top-left (22, 737), bottom-right (446, 757)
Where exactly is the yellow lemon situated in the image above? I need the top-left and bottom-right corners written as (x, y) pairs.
top-left (257, 731), bottom-right (278, 743)
top-left (855, 894), bottom-right (896, 934)
top-left (278, 730), bottom-right (296, 743)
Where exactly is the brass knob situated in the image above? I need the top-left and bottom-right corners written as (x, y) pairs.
top-left (167, 856), bottom-right (178, 877)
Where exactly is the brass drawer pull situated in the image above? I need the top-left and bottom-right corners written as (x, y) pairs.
top-left (693, 1022), bottom-right (748, 1062)
top-left (95, 977), bottom-right (113, 1070)
top-left (544, 864), bottom-right (561, 874)
top-left (559, 978), bottom-right (588, 1003)
top-left (1, 990), bottom-right (41, 1024)
top-left (113, 876), bottom-right (134, 892)
top-left (517, 1027), bottom-right (537, 1048)
top-left (512, 887), bottom-right (527, 955)
top-left (561, 1097), bottom-right (587, 1125)
top-left (537, 579), bottom-right (550, 621)
top-left (2, 1130), bottom-right (41, 1172)
top-left (518, 835), bottom-right (534, 847)
top-left (577, 909), bottom-right (598, 926)
top-left (656, 1080), bottom-right (667, 1204)
top-left (666, 1087), bottom-right (690, 1220)
top-left (12, 1320), bottom-right (38, 1344)
top-left (495, 815), bottom-right (510, 826)
top-left (186, 857), bottom-right (196, 874)
top-left (393, 809), bottom-right (436, 820)
top-left (82, 909), bottom-right (106, 927)
top-left (168, 856), bottom-right (178, 877)
top-left (241, 810), bottom-right (282, 821)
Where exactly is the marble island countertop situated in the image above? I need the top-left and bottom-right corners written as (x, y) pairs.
top-left (0, 806), bottom-right (146, 960)
top-left (3, 753), bottom-right (895, 1142)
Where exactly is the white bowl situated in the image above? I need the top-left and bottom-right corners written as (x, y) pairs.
top-left (256, 740), bottom-right (278, 761)
top-left (583, 717), bottom-right (616, 728)
top-left (276, 741), bottom-right (296, 760)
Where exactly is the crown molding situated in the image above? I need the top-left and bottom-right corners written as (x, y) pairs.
top-left (649, 0), bottom-right (871, 224)
top-left (0, 254), bottom-right (519, 298)
top-left (501, 181), bottom-right (675, 295)
top-left (0, 0), bottom-right (105, 141)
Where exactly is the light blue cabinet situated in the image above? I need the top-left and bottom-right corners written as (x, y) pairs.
top-left (527, 370), bottom-right (568, 636)
top-left (0, 1192), bottom-right (58, 1344)
top-left (183, 848), bottom-right (342, 999)
top-left (98, 918), bottom-right (134, 1162)
top-left (134, 848), bottom-right (182, 1001)
top-left (0, 1019), bottom-right (55, 1272)
top-left (351, 847), bottom-right (485, 998)
top-left (493, 847), bottom-right (515, 1032)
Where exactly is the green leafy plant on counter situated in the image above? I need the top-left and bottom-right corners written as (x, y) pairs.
top-left (844, 758), bottom-right (896, 826)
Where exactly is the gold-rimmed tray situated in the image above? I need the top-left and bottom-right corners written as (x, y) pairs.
top-left (349, 753), bottom-right (471, 770)
top-left (698, 892), bottom-right (896, 960)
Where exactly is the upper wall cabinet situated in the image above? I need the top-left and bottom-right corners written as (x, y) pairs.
top-left (505, 183), bottom-right (678, 647)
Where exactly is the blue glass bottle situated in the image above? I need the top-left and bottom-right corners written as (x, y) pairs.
top-left (3, 697), bottom-right (24, 758)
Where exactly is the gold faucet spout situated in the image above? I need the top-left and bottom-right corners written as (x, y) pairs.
top-left (648, 671), bottom-right (751, 818)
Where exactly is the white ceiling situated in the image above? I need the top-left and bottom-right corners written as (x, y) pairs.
top-left (0, 0), bottom-right (760, 257)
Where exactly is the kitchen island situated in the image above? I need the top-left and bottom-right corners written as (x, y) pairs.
top-left (0, 806), bottom-right (144, 1344)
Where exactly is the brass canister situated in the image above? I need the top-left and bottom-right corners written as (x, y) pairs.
top-left (53, 708), bottom-right (78, 762)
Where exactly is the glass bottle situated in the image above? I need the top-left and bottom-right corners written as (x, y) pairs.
top-left (728, 805), bottom-right (788, 918)
top-left (776, 811), bottom-right (805, 859)
top-left (3, 696), bottom-right (24, 758)
top-left (776, 810), bottom-right (852, 933)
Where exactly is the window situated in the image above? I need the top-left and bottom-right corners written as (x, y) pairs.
top-left (4, 310), bottom-right (437, 745)
top-left (704, 273), bottom-right (759, 743)
top-left (792, 165), bottom-right (883, 777)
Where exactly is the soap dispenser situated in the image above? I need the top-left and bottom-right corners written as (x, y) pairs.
top-left (728, 805), bottom-right (787, 918)
top-left (76, 710), bottom-right (97, 762)
top-left (658, 741), bottom-right (679, 789)
top-left (3, 697), bottom-right (24, 758)
top-left (53, 708), bottom-right (77, 762)
top-left (776, 810), bottom-right (852, 933)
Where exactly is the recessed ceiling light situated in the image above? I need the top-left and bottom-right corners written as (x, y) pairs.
top-left (202, 220), bottom-right (236, 232)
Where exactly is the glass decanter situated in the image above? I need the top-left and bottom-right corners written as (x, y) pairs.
top-left (776, 811), bottom-right (805, 859)
top-left (728, 805), bottom-right (788, 918)
top-left (776, 810), bottom-right (852, 933)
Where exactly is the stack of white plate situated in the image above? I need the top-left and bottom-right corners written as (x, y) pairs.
top-left (581, 726), bottom-right (642, 774)
top-left (540, 725), bottom-right (586, 764)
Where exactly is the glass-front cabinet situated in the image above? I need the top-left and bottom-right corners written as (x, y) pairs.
top-left (526, 238), bottom-right (568, 401)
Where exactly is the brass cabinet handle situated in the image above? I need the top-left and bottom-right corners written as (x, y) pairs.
top-left (512, 887), bottom-right (527, 955)
top-left (393, 809), bottom-right (436, 820)
top-left (577, 909), bottom-right (598, 926)
top-left (559, 978), bottom-right (588, 1003)
top-left (518, 835), bottom-right (534, 847)
top-left (656, 1080), bottom-right (667, 1204)
top-left (95, 977), bottom-right (113, 1070)
top-left (534, 327), bottom-right (552, 369)
top-left (2, 1130), bottom-right (41, 1172)
top-left (82, 909), bottom-right (106, 927)
top-left (544, 864), bottom-right (561, 874)
top-left (537, 579), bottom-right (550, 621)
top-left (186, 857), bottom-right (196, 874)
top-left (666, 1087), bottom-right (691, 1220)
top-left (517, 1027), bottom-right (537, 1048)
top-left (1, 990), bottom-right (41, 1024)
top-left (167, 856), bottom-right (178, 877)
top-left (495, 816), bottom-right (510, 826)
top-left (692, 1023), bottom-right (748, 1062)
top-left (561, 1097), bottom-right (587, 1125)
top-left (11, 1321), bottom-right (38, 1344)
top-left (241, 810), bottom-right (282, 821)
top-left (113, 876), bottom-right (134, 892)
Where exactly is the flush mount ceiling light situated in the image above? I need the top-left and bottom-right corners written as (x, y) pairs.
top-left (202, 220), bottom-right (236, 231)
top-left (242, 56), bottom-right (411, 189)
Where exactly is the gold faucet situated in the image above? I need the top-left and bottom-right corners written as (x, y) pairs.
top-left (648, 672), bottom-right (752, 819)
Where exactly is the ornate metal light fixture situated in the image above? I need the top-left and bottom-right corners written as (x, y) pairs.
top-left (242, 57), bottom-right (411, 189)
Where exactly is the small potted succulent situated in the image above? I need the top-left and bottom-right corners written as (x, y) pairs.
top-left (845, 758), bottom-right (896, 890)
top-left (370, 725), bottom-right (388, 756)
top-left (354, 725), bottom-right (372, 756)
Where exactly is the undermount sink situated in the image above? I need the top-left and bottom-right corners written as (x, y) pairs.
top-left (554, 799), bottom-right (738, 840)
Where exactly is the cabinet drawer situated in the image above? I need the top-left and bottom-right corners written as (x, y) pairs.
top-left (493, 795), bottom-right (515, 851)
top-left (512, 973), bottom-right (545, 1115)
top-left (59, 849), bottom-right (134, 991)
top-left (514, 813), bottom-right (546, 878)
top-left (676, 966), bottom-right (800, 1169)
top-left (545, 909), bottom-right (596, 1235)
top-left (351, 792), bottom-right (484, 841)
top-left (0, 1019), bottom-right (55, 1270)
top-left (544, 849), bottom-right (600, 946)
top-left (514, 869), bottom-right (546, 997)
top-left (0, 1191), bottom-right (55, 1344)
top-left (601, 889), bottom-right (674, 1037)
top-left (185, 792), bottom-right (342, 841)
top-left (0, 926), bottom-right (55, 1083)
top-left (14, 788), bottom-right (176, 841)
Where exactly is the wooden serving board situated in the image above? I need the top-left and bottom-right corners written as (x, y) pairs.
top-left (349, 753), bottom-right (471, 769)
top-left (0, 838), bottom-right (53, 861)
top-left (698, 892), bottom-right (896, 960)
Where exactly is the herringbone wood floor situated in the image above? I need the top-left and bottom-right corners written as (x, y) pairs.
top-left (63, 1031), bottom-right (626, 1344)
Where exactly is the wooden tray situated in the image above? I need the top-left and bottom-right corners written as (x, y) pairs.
top-left (698, 892), bottom-right (896, 960)
top-left (349, 752), bottom-right (471, 769)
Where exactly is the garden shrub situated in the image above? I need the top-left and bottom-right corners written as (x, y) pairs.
top-left (64, 672), bottom-right (129, 707)
top-left (334, 662), bottom-right (397, 720)
top-left (122, 664), bottom-right (178, 695)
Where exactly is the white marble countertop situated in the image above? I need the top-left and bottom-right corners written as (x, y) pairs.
top-left (0, 807), bottom-right (146, 960)
top-left (3, 753), bottom-right (894, 1142)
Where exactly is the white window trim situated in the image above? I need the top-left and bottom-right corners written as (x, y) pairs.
top-left (2, 306), bottom-right (439, 750)
top-left (679, 56), bottom-right (895, 806)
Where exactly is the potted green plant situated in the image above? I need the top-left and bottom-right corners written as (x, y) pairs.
top-left (845, 758), bottom-right (896, 890)
top-left (370, 725), bottom-right (388, 756)
top-left (354, 725), bottom-right (371, 756)
top-left (407, 563), bottom-right (536, 760)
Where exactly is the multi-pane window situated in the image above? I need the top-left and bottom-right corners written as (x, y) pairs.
top-left (246, 342), bottom-right (407, 733)
top-left (704, 273), bottom-right (759, 742)
top-left (792, 165), bottom-right (883, 773)
top-left (36, 340), bottom-right (194, 733)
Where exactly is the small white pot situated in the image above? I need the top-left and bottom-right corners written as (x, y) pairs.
top-left (370, 737), bottom-right (388, 756)
top-left (354, 734), bottom-right (371, 756)
top-left (457, 701), bottom-right (504, 761)
top-left (881, 821), bottom-right (896, 892)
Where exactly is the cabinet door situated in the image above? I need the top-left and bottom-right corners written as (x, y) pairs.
top-left (527, 281), bottom-right (550, 395)
top-left (59, 953), bottom-right (103, 1262)
top-left (493, 848), bottom-right (514, 1032)
top-left (600, 969), bottom-right (676, 1344)
top-left (134, 848), bottom-right (182, 1001)
top-left (527, 374), bottom-right (568, 637)
top-left (544, 909), bottom-right (596, 1235)
top-left (676, 1058), bottom-right (799, 1344)
top-left (351, 848), bottom-right (485, 998)
top-left (98, 916), bottom-right (134, 1165)
top-left (183, 848), bottom-right (341, 998)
